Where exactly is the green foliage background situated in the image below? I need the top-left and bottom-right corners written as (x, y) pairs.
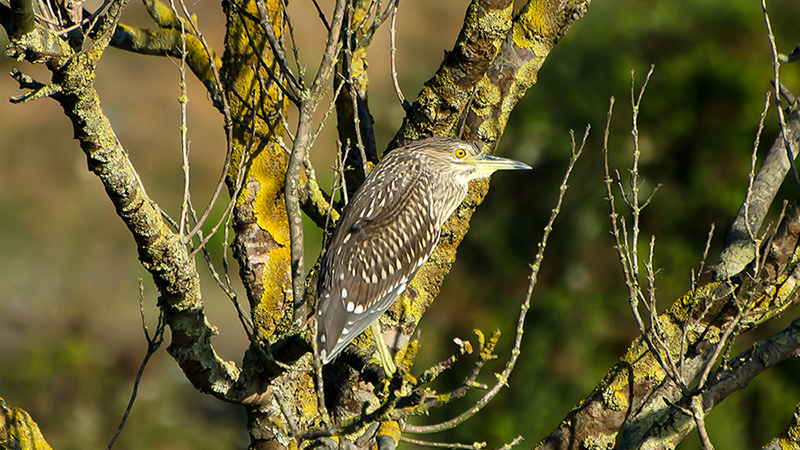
top-left (1, 0), bottom-right (799, 448)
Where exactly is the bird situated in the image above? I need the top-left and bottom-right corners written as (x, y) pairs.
top-left (315, 136), bottom-right (531, 367)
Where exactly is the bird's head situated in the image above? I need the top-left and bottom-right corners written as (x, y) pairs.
top-left (420, 137), bottom-right (532, 183)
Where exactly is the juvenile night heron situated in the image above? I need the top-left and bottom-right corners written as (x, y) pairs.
top-left (316, 137), bottom-right (531, 367)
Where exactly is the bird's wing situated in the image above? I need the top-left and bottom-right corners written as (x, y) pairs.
top-left (316, 155), bottom-right (441, 363)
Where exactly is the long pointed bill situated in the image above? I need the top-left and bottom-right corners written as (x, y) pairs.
top-left (470, 153), bottom-right (532, 178)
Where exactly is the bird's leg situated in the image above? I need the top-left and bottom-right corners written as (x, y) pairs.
top-left (371, 321), bottom-right (397, 376)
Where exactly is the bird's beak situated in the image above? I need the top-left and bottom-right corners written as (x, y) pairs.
top-left (471, 153), bottom-right (533, 172)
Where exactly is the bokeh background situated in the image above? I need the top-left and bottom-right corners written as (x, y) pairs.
top-left (2, 0), bottom-right (800, 448)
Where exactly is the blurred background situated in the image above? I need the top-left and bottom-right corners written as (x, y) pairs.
top-left (2, 0), bottom-right (800, 448)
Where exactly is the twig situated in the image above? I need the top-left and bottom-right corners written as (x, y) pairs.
top-left (744, 93), bottom-right (772, 246)
top-left (494, 436), bottom-right (524, 450)
top-left (627, 65), bottom-right (655, 307)
top-left (252, 0), bottom-right (303, 97)
top-left (682, 223), bottom-right (715, 378)
top-left (692, 394), bottom-right (715, 450)
top-left (399, 331), bottom-right (496, 417)
top-left (107, 280), bottom-right (165, 449)
top-left (274, 387), bottom-right (303, 439)
top-left (398, 436), bottom-right (486, 449)
top-left (169, 0), bottom-right (191, 237)
top-left (354, 0), bottom-right (395, 49)
top-left (762, 0), bottom-right (800, 192)
top-left (605, 68), bottom-right (691, 391)
top-left (388, 0), bottom-right (407, 109)
top-left (280, 0), bottom-right (303, 84)
top-left (348, 81), bottom-right (370, 176)
top-left (180, 0), bottom-right (235, 242)
top-left (309, 0), bottom-right (330, 32)
top-left (308, 80), bottom-right (346, 151)
top-left (696, 311), bottom-right (741, 390)
top-left (189, 86), bottom-right (260, 258)
top-left (414, 337), bottom-right (474, 387)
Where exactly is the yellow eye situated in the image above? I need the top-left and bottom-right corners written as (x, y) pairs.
top-left (454, 148), bottom-right (467, 158)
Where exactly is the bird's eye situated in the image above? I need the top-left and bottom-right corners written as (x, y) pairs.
top-left (454, 148), bottom-right (467, 158)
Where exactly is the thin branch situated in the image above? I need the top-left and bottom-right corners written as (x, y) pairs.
top-left (696, 311), bottom-right (741, 390)
top-left (274, 387), bottom-right (304, 439)
top-left (744, 93), bottom-right (772, 246)
top-left (354, 0), bottom-right (394, 49)
top-left (414, 337), bottom-right (475, 387)
top-left (640, 315), bottom-right (800, 447)
top-left (171, 7), bottom-right (191, 237)
top-left (398, 436), bottom-right (486, 449)
top-left (9, 0), bottom-right (35, 38)
top-left (494, 436), bottom-right (524, 450)
top-left (251, 0), bottom-right (302, 97)
top-left (280, 0), bottom-right (303, 84)
top-left (177, 0), bottom-right (235, 241)
top-left (107, 280), bottom-right (165, 449)
top-left (762, 0), bottom-right (800, 192)
top-left (388, 0), bottom-right (407, 109)
top-left (309, 0), bottom-right (329, 32)
top-left (190, 83), bottom-right (262, 257)
top-left (308, 79), bottom-right (346, 151)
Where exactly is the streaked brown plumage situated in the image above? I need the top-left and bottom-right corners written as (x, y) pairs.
top-left (316, 137), bottom-right (531, 364)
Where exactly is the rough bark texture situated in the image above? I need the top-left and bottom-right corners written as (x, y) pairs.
top-left (0, 398), bottom-right (53, 450)
top-left (223, 0), bottom-right (294, 344)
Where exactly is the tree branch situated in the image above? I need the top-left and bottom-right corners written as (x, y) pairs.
top-left (390, 0), bottom-right (514, 146)
top-left (536, 200), bottom-right (800, 449)
top-left (0, 398), bottom-right (53, 450)
top-left (637, 316), bottom-right (800, 448)
top-left (7, 0), bottom-right (34, 38)
top-left (764, 403), bottom-right (800, 449)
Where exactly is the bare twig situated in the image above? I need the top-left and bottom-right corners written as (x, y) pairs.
top-left (354, 0), bottom-right (395, 48)
top-left (696, 311), bottom-right (741, 390)
top-left (179, 0), bottom-right (235, 242)
top-left (308, 80), bottom-right (346, 151)
top-left (388, 0), bottom-right (407, 109)
top-left (253, 0), bottom-right (303, 98)
top-left (414, 337), bottom-right (474, 387)
top-left (169, 1), bottom-right (191, 237)
top-left (274, 387), bottom-right (304, 439)
top-left (744, 93), bottom-right (772, 247)
top-left (398, 436), bottom-right (486, 449)
top-left (107, 281), bottom-right (166, 449)
top-left (310, 0), bottom-right (330, 32)
top-left (190, 84), bottom-right (261, 258)
top-left (280, 0), bottom-right (303, 84)
top-left (714, 88), bottom-right (800, 280)
top-left (762, 0), bottom-right (800, 192)
top-left (494, 436), bottom-right (524, 450)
